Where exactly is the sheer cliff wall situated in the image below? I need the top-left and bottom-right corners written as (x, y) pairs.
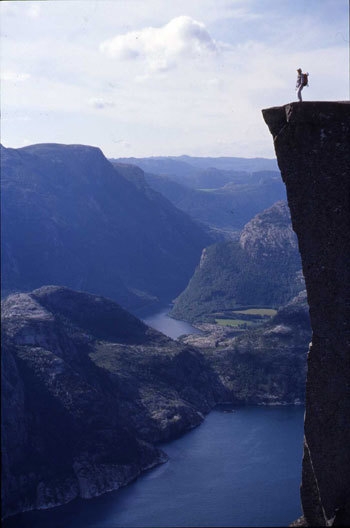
top-left (262, 102), bottom-right (350, 526)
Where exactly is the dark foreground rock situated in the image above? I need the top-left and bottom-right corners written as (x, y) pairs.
top-left (1, 286), bottom-right (221, 519)
top-left (263, 101), bottom-right (350, 526)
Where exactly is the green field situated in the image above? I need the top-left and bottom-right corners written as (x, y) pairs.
top-left (232, 308), bottom-right (277, 316)
top-left (215, 318), bottom-right (255, 327)
top-left (214, 307), bottom-right (277, 328)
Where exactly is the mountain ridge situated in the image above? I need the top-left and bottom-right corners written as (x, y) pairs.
top-left (1, 285), bottom-right (222, 518)
top-left (1, 143), bottom-right (211, 309)
top-left (171, 200), bottom-right (304, 322)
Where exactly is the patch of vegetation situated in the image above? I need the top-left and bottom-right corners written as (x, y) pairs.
top-left (232, 308), bottom-right (277, 316)
top-left (214, 308), bottom-right (276, 329)
top-left (215, 318), bottom-right (252, 327)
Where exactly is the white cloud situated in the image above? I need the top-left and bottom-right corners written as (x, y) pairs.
top-left (1, 1), bottom-right (348, 158)
top-left (27, 3), bottom-right (41, 19)
top-left (88, 97), bottom-right (115, 110)
top-left (0, 2), bottom-right (18, 16)
top-left (0, 1), bottom-right (41, 18)
top-left (100, 16), bottom-right (218, 71)
top-left (1, 71), bottom-right (30, 82)
top-left (112, 139), bottom-right (131, 150)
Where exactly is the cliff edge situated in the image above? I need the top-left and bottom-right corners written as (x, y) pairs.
top-left (262, 101), bottom-right (350, 526)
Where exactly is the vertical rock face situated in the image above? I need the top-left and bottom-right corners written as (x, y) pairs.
top-left (262, 102), bottom-right (350, 526)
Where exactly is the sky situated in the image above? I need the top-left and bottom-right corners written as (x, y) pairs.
top-left (1, 0), bottom-right (349, 159)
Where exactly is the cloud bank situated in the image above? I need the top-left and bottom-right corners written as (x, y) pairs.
top-left (1, 0), bottom-right (348, 158)
top-left (88, 98), bottom-right (115, 110)
top-left (100, 16), bottom-right (218, 71)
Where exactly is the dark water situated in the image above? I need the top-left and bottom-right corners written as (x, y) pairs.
top-left (5, 313), bottom-right (304, 527)
top-left (5, 406), bottom-right (304, 528)
top-left (141, 306), bottom-right (202, 339)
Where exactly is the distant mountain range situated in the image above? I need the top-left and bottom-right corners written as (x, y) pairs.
top-left (113, 155), bottom-right (279, 182)
top-left (112, 156), bottom-right (285, 235)
top-left (170, 201), bottom-right (305, 322)
top-left (1, 144), bottom-right (212, 309)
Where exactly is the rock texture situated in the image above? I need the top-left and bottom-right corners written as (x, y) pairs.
top-left (182, 290), bottom-right (311, 405)
top-left (1, 286), bottom-right (221, 519)
top-left (262, 102), bottom-right (350, 526)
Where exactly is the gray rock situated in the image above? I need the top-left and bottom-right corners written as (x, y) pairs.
top-left (263, 101), bottom-right (350, 526)
top-left (1, 286), bottom-right (220, 519)
top-left (181, 291), bottom-right (311, 405)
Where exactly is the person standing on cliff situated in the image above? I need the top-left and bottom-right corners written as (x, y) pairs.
top-left (296, 68), bottom-right (308, 102)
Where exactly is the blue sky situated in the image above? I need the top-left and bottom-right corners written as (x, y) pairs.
top-left (1, 0), bottom-right (349, 158)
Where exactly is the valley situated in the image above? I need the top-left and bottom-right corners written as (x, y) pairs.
top-left (2, 0), bottom-right (349, 524)
top-left (1, 146), bottom-right (311, 521)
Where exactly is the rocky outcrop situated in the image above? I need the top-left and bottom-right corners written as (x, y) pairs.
top-left (263, 102), bottom-right (350, 526)
top-left (170, 200), bottom-right (304, 322)
top-left (239, 200), bottom-right (298, 257)
top-left (181, 290), bottom-right (311, 405)
top-left (1, 286), bottom-right (222, 519)
top-left (2, 283), bottom-right (312, 520)
top-left (2, 284), bottom-right (313, 520)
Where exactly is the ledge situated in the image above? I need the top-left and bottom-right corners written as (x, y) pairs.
top-left (262, 101), bottom-right (350, 138)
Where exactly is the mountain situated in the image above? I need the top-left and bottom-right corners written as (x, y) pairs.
top-left (143, 170), bottom-right (286, 235)
top-left (176, 155), bottom-right (279, 172)
top-left (1, 285), bottom-right (311, 520)
top-left (112, 156), bottom-right (285, 236)
top-left (263, 101), bottom-right (350, 526)
top-left (1, 144), bottom-right (212, 309)
top-left (181, 290), bottom-right (311, 405)
top-left (170, 201), bottom-right (304, 322)
top-left (2, 284), bottom-right (313, 519)
top-left (113, 155), bottom-right (279, 185)
top-left (1, 286), bottom-right (222, 518)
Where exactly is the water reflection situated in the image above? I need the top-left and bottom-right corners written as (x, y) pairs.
top-left (141, 306), bottom-right (203, 339)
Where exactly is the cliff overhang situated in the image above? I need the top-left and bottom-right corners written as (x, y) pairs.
top-left (263, 101), bottom-right (350, 526)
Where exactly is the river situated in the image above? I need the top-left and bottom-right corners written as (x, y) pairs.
top-left (141, 305), bottom-right (202, 339)
top-left (3, 309), bottom-right (305, 528)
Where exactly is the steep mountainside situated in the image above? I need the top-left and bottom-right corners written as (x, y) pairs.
top-left (1, 144), bottom-right (211, 309)
top-left (143, 170), bottom-right (286, 235)
top-left (171, 201), bottom-right (304, 322)
top-left (1, 286), bottom-right (222, 519)
top-left (263, 101), bottom-right (350, 526)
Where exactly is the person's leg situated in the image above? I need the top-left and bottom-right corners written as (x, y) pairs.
top-left (297, 85), bottom-right (303, 102)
